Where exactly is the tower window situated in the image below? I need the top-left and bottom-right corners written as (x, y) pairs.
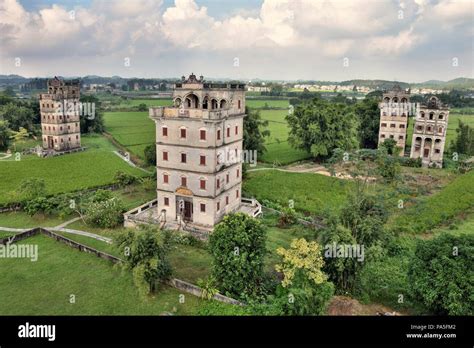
top-left (217, 202), bottom-right (220, 211)
top-left (200, 129), bottom-right (206, 140)
top-left (200, 155), bottom-right (206, 166)
top-left (226, 127), bottom-right (230, 138)
top-left (217, 129), bottom-right (221, 140)
top-left (164, 197), bottom-right (169, 206)
top-left (226, 173), bottom-right (229, 183)
top-left (163, 151), bottom-right (168, 161)
top-left (226, 196), bottom-right (229, 205)
top-left (200, 179), bottom-right (206, 190)
top-left (181, 177), bottom-right (187, 187)
top-left (162, 127), bottom-right (168, 136)
top-left (216, 178), bottom-right (220, 189)
top-left (236, 189), bottom-right (239, 198)
top-left (180, 128), bottom-right (186, 138)
top-left (235, 126), bottom-right (238, 135)
top-left (200, 203), bottom-right (206, 213)
top-left (181, 153), bottom-right (187, 163)
top-left (163, 174), bottom-right (169, 184)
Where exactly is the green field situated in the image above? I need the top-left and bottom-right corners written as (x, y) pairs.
top-left (0, 135), bottom-right (146, 205)
top-left (389, 170), bottom-right (474, 233)
top-left (0, 234), bottom-right (207, 315)
top-left (103, 111), bottom-right (155, 159)
top-left (406, 113), bottom-right (474, 149)
top-left (246, 99), bottom-right (289, 109)
top-left (243, 170), bottom-right (353, 215)
top-left (259, 110), bottom-right (311, 164)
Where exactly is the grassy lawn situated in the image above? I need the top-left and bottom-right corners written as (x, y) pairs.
top-left (406, 112), bottom-right (474, 149)
top-left (243, 170), bottom-right (353, 215)
top-left (258, 110), bottom-right (311, 164)
top-left (103, 111), bottom-right (155, 159)
top-left (388, 170), bottom-right (474, 233)
top-left (0, 234), bottom-right (206, 315)
top-left (246, 99), bottom-right (289, 109)
top-left (0, 135), bottom-right (146, 205)
top-left (0, 211), bottom-right (69, 228)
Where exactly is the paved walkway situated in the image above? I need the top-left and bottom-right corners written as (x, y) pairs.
top-left (0, 226), bottom-right (29, 232)
top-left (53, 216), bottom-right (81, 229)
top-left (113, 151), bottom-right (152, 174)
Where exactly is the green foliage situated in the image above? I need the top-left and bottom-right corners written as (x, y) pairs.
top-left (243, 107), bottom-right (270, 156)
top-left (79, 95), bottom-right (104, 133)
top-left (286, 98), bottom-right (358, 158)
top-left (0, 103), bottom-right (36, 132)
top-left (143, 143), bottom-right (156, 166)
top-left (379, 138), bottom-right (398, 155)
top-left (354, 98), bottom-right (380, 149)
top-left (114, 170), bottom-right (138, 187)
top-left (137, 103), bottom-right (148, 111)
top-left (197, 277), bottom-right (219, 300)
top-left (390, 170), bottom-right (474, 233)
top-left (450, 119), bottom-right (474, 156)
top-left (376, 149), bottom-right (401, 181)
top-left (0, 120), bottom-right (11, 149)
top-left (84, 197), bottom-right (125, 228)
top-left (209, 213), bottom-right (267, 299)
top-left (278, 207), bottom-right (298, 227)
top-left (16, 178), bottom-right (46, 201)
top-left (408, 233), bottom-right (474, 315)
top-left (115, 227), bottom-right (172, 297)
top-left (274, 281), bottom-right (334, 315)
top-left (196, 300), bottom-right (249, 316)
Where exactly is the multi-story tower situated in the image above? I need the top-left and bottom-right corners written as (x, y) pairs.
top-left (410, 96), bottom-right (449, 168)
top-left (378, 85), bottom-right (410, 156)
top-left (39, 77), bottom-right (81, 152)
top-left (149, 73), bottom-right (246, 228)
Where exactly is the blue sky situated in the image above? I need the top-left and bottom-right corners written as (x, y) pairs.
top-left (1, 0), bottom-right (472, 81)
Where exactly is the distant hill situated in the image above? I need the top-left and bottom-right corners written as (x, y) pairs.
top-left (413, 78), bottom-right (474, 90)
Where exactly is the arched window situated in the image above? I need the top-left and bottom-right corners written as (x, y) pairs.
top-left (211, 99), bottom-right (218, 110)
top-left (220, 99), bottom-right (227, 109)
top-left (174, 98), bottom-right (182, 107)
top-left (202, 97), bottom-right (209, 110)
top-left (429, 113), bottom-right (434, 120)
top-left (392, 97), bottom-right (398, 103)
top-left (185, 93), bottom-right (199, 108)
top-left (420, 112), bottom-right (425, 118)
top-left (438, 114), bottom-right (444, 120)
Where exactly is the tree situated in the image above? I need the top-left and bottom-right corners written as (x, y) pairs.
top-left (114, 170), bottom-right (138, 187)
top-left (84, 197), bottom-right (125, 228)
top-left (138, 103), bottom-right (147, 111)
top-left (243, 107), bottom-right (270, 157)
top-left (450, 120), bottom-right (474, 156)
top-left (115, 227), bottom-right (172, 297)
top-left (353, 98), bottom-right (380, 149)
top-left (0, 120), bottom-right (11, 149)
top-left (408, 233), bottom-right (474, 315)
top-left (209, 213), bottom-right (267, 299)
top-left (0, 103), bottom-right (35, 131)
top-left (376, 148), bottom-right (401, 182)
top-left (143, 144), bottom-right (156, 166)
top-left (286, 98), bottom-right (358, 158)
top-left (274, 238), bottom-right (334, 315)
top-left (79, 95), bottom-right (104, 133)
top-left (379, 138), bottom-right (399, 155)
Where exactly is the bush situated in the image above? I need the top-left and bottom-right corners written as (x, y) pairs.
top-left (408, 233), bottom-right (474, 315)
top-left (114, 171), bottom-right (138, 187)
top-left (143, 144), bottom-right (156, 166)
top-left (209, 213), bottom-right (267, 300)
top-left (278, 207), bottom-right (298, 227)
top-left (84, 197), bottom-right (125, 228)
top-left (398, 156), bottom-right (422, 168)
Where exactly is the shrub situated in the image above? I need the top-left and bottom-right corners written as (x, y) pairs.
top-left (209, 213), bottom-right (267, 300)
top-left (143, 144), bottom-right (156, 166)
top-left (408, 233), bottom-right (474, 315)
top-left (115, 227), bottom-right (172, 297)
top-left (84, 197), bottom-right (125, 228)
top-left (114, 171), bottom-right (138, 187)
top-left (278, 207), bottom-right (298, 227)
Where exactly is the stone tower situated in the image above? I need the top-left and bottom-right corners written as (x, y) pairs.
top-left (410, 96), bottom-right (449, 168)
top-left (378, 85), bottom-right (410, 156)
top-left (39, 77), bottom-right (81, 152)
top-left (149, 74), bottom-right (246, 229)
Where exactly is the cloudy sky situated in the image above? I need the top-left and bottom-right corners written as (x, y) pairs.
top-left (0, 0), bottom-right (472, 82)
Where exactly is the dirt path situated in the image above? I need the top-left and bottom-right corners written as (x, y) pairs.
top-left (248, 163), bottom-right (358, 180)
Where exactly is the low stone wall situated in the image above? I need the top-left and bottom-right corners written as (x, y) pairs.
top-left (169, 278), bottom-right (244, 306)
top-left (0, 228), bottom-right (40, 245)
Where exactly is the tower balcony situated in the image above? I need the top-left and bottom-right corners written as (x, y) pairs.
top-left (150, 106), bottom-right (242, 121)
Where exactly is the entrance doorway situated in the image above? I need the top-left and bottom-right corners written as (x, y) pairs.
top-left (423, 148), bottom-right (430, 158)
top-left (176, 196), bottom-right (193, 222)
top-left (47, 136), bottom-right (54, 149)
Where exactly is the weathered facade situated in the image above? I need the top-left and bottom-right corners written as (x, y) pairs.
top-left (149, 74), bottom-right (247, 228)
top-left (410, 96), bottom-right (449, 168)
top-left (378, 85), bottom-right (410, 156)
top-left (39, 77), bottom-right (81, 152)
